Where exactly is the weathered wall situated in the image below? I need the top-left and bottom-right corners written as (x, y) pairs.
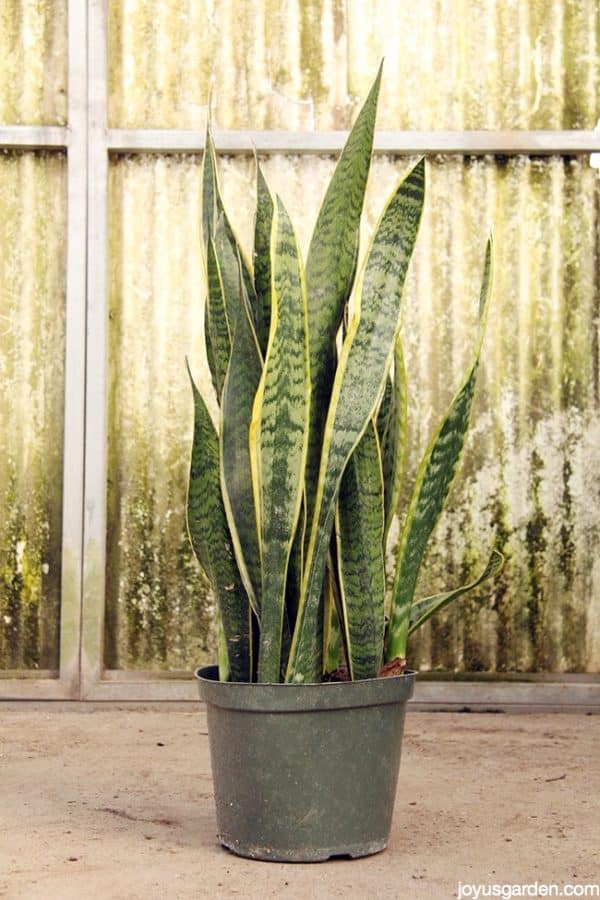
top-left (106, 156), bottom-right (215, 670)
top-left (403, 155), bottom-right (600, 673)
top-left (1, 1), bottom-right (598, 675)
top-left (0, 1), bottom-right (67, 125)
top-left (0, 2), bottom-right (67, 671)
top-left (108, 0), bottom-right (598, 130)
top-left (0, 151), bottom-right (67, 670)
top-left (106, 151), bottom-right (600, 673)
top-left (103, 0), bottom-right (599, 673)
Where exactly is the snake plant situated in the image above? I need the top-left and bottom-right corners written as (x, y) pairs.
top-left (187, 67), bottom-right (503, 684)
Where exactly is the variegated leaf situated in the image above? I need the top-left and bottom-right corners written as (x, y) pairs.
top-left (201, 120), bottom-right (218, 248)
top-left (376, 373), bottom-right (393, 443)
top-left (336, 421), bottom-right (386, 680)
top-left (204, 298), bottom-right (219, 399)
top-left (202, 122), bottom-right (256, 313)
top-left (323, 561), bottom-right (343, 673)
top-left (213, 216), bottom-right (244, 338)
top-left (381, 336), bottom-right (408, 540)
top-left (386, 239), bottom-right (493, 662)
top-left (205, 237), bottom-right (231, 401)
top-left (408, 549), bottom-right (504, 635)
top-left (251, 197), bottom-right (310, 682)
top-left (303, 64), bottom-right (382, 532)
top-left (220, 286), bottom-right (263, 613)
top-left (286, 158), bottom-right (425, 683)
top-left (254, 159), bottom-right (274, 355)
top-left (285, 492), bottom-right (306, 632)
top-left (186, 362), bottom-right (251, 682)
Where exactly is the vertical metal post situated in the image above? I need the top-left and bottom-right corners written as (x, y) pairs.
top-left (1, 0), bottom-right (88, 700)
top-left (58, 0), bottom-right (89, 697)
top-left (80, 0), bottom-right (109, 698)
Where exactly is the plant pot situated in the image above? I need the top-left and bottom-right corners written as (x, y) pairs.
top-left (195, 664), bottom-right (415, 862)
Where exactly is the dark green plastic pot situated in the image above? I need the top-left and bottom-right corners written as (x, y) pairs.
top-left (195, 664), bottom-right (415, 862)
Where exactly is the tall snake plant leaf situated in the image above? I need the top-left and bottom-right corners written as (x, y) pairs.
top-left (408, 548), bottom-right (504, 635)
top-left (186, 361), bottom-right (252, 682)
top-left (323, 558), bottom-right (343, 672)
top-left (205, 237), bottom-right (231, 401)
top-left (381, 336), bottom-right (409, 541)
top-left (254, 159), bottom-right (274, 355)
top-left (303, 64), bottom-right (382, 530)
top-left (286, 159), bottom-right (425, 683)
top-left (284, 493), bottom-right (306, 631)
top-left (213, 217), bottom-right (247, 341)
top-left (386, 238), bottom-right (493, 662)
top-left (220, 284), bottom-right (263, 614)
top-left (376, 374), bottom-right (393, 443)
top-left (202, 122), bottom-right (257, 317)
top-left (250, 197), bottom-right (310, 683)
top-left (204, 300), bottom-right (219, 398)
top-left (201, 119), bottom-right (218, 248)
top-left (335, 421), bottom-right (386, 680)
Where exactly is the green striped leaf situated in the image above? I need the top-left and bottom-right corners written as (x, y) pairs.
top-left (286, 159), bottom-right (425, 683)
top-left (335, 421), bottom-right (386, 680)
top-left (323, 560), bottom-right (343, 673)
top-left (381, 336), bottom-right (409, 540)
top-left (213, 217), bottom-right (245, 338)
top-left (215, 214), bottom-right (256, 321)
top-left (202, 122), bottom-right (256, 315)
top-left (205, 237), bottom-right (231, 401)
top-left (254, 159), bottom-right (274, 355)
top-left (303, 64), bottom-right (382, 532)
top-left (408, 549), bottom-right (504, 635)
top-left (386, 239), bottom-right (493, 662)
top-left (376, 374), bottom-right (393, 443)
top-left (201, 120), bottom-right (218, 248)
top-left (220, 286), bottom-right (263, 613)
top-left (204, 299), bottom-right (219, 399)
top-left (186, 362), bottom-right (252, 682)
top-left (251, 197), bottom-right (310, 683)
top-left (284, 493), bottom-right (306, 632)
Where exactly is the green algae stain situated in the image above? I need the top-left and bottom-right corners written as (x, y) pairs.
top-left (298, 0), bottom-right (327, 107)
top-left (558, 452), bottom-right (585, 672)
top-left (104, 435), bottom-right (215, 672)
top-left (0, 502), bottom-right (58, 670)
top-left (525, 449), bottom-right (550, 672)
top-left (487, 488), bottom-right (513, 673)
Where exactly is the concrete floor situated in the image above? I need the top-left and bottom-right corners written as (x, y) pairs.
top-left (1, 707), bottom-right (599, 899)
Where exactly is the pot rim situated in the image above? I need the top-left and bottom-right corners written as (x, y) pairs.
top-left (195, 664), bottom-right (415, 712)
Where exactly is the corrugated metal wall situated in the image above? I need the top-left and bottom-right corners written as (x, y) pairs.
top-left (0, 151), bottom-right (67, 670)
top-left (106, 156), bottom-right (215, 670)
top-left (0, 1), bottom-right (67, 124)
top-left (0, 1), bottom-right (67, 672)
top-left (104, 0), bottom-right (599, 674)
top-left (1, 1), bottom-right (599, 676)
top-left (108, 0), bottom-right (598, 130)
top-left (106, 151), bottom-right (600, 673)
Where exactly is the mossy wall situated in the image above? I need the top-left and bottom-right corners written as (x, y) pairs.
top-left (1, 0), bottom-right (598, 674)
top-left (0, 151), bottom-right (67, 671)
top-left (106, 152), bottom-right (600, 673)
top-left (108, 0), bottom-right (598, 131)
top-left (103, 0), bottom-right (599, 673)
top-left (0, 1), bottom-right (67, 125)
top-left (0, 3), bottom-right (67, 672)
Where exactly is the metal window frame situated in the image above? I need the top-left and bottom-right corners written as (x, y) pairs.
top-left (1, 0), bottom-right (599, 707)
top-left (107, 127), bottom-right (600, 155)
top-left (0, 0), bottom-right (87, 700)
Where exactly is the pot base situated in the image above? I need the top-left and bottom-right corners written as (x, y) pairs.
top-left (219, 834), bottom-right (387, 863)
